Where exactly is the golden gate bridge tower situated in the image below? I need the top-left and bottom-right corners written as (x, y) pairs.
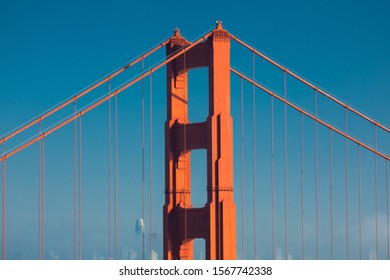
top-left (163, 21), bottom-right (236, 260)
top-left (1, 19), bottom-right (389, 262)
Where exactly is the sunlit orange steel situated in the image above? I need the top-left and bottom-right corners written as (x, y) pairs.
top-left (230, 34), bottom-right (390, 134)
top-left (231, 67), bottom-right (390, 161)
top-left (2, 23), bottom-right (389, 262)
top-left (164, 21), bottom-right (236, 260)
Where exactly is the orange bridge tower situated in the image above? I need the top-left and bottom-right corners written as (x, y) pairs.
top-left (164, 21), bottom-right (236, 260)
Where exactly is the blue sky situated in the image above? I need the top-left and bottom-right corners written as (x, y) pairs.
top-left (0, 0), bottom-right (389, 260)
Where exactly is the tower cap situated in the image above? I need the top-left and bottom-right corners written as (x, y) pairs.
top-left (216, 20), bottom-right (223, 29)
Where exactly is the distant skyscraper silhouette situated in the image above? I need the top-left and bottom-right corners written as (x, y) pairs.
top-left (133, 218), bottom-right (144, 259)
top-left (135, 218), bottom-right (144, 234)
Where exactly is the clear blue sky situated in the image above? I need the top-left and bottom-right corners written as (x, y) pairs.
top-left (0, 0), bottom-right (389, 260)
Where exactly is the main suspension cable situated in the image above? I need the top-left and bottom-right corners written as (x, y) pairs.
top-left (230, 68), bottom-right (390, 161)
top-left (0, 38), bottom-right (171, 146)
top-left (229, 34), bottom-right (390, 135)
top-left (0, 31), bottom-right (213, 163)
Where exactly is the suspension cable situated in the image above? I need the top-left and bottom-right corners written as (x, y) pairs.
top-left (240, 77), bottom-right (245, 259)
top-left (284, 70), bottom-right (288, 259)
top-left (300, 112), bottom-right (305, 260)
top-left (358, 145), bottom-right (362, 260)
top-left (0, 32), bottom-right (213, 163)
top-left (115, 90), bottom-right (119, 260)
top-left (79, 117), bottom-right (83, 260)
top-left (330, 130), bottom-right (334, 260)
top-left (345, 108), bottom-right (349, 259)
top-left (271, 95), bottom-right (275, 260)
top-left (1, 143), bottom-right (6, 260)
top-left (230, 68), bottom-right (390, 161)
top-left (229, 34), bottom-right (390, 135)
top-left (149, 72), bottom-right (153, 259)
top-left (184, 120), bottom-right (187, 254)
top-left (40, 132), bottom-right (45, 260)
top-left (387, 160), bottom-right (389, 260)
top-left (141, 59), bottom-right (145, 260)
top-left (183, 50), bottom-right (187, 254)
top-left (0, 38), bottom-right (171, 146)
top-left (252, 51), bottom-right (257, 259)
top-left (374, 125), bottom-right (379, 260)
top-left (108, 80), bottom-right (112, 259)
top-left (73, 102), bottom-right (77, 260)
top-left (38, 123), bottom-right (41, 259)
top-left (315, 90), bottom-right (319, 260)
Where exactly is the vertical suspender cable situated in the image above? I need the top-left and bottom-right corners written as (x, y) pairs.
top-left (314, 90), bottom-right (319, 260)
top-left (2, 143), bottom-right (6, 260)
top-left (73, 102), bottom-right (77, 260)
top-left (252, 52), bottom-right (257, 259)
top-left (345, 108), bottom-right (349, 259)
top-left (283, 70), bottom-right (288, 259)
top-left (183, 51), bottom-right (187, 252)
top-left (271, 96), bottom-right (275, 260)
top-left (149, 72), bottom-right (153, 259)
top-left (37, 126), bottom-right (44, 260)
top-left (38, 123), bottom-right (41, 259)
top-left (40, 132), bottom-right (45, 259)
top-left (300, 113), bottom-right (305, 260)
top-left (184, 115), bottom-right (187, 250)
top-left (374, 125), bottom-right (378, 259)
top-left (115, 87), bottom-right (119, 260)
top-left (358, 145), bottom-right (362, 260)
top-left (240, 77), bottom-right (244, 259)
top-left (386, 160), bottom-right (389, 260)
top-left (141, 59), bottom-right (145, 260)
top-left (79, 117), bottom-right (83, 260)
top-left (108, 80), bottom-right (112, 259)
top-left (330, 130), bottom-right (334, 259)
